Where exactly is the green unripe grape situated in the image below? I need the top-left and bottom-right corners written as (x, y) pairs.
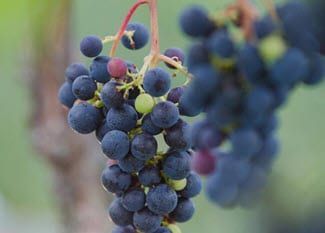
top-left (259, 35), bottom-right (287, 64)
top-left (135, 93), bottom-right (155, 114)
top-left (168, 224), bottom-right (182, 233)
top-left (168, 178), bottom-right (187, 191)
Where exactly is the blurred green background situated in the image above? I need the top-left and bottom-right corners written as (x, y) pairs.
top-left (0, 0), bottom-right (324, 232)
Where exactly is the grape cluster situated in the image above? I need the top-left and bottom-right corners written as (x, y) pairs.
top-left (58, 20), bottom-right (201, 232)
top-left (178, 2), bottom-right (324, 208)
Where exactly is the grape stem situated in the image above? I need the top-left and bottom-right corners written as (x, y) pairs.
top-left (147, 0), bottom-right (160, 66)
top-left (236, 0), bottom-right (259, 40)
top-left (110, 0), bottom-right (191, 95)
top-left (158, 54), bottom-right (191, 76)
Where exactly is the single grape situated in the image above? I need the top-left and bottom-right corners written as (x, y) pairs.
top-left (258, 35), bottom-right (287, 64)
top-left (230, 128), bottom-right (262, 159)
top-left (67, 102), bottom-right (102, 134)
top-left (237, 43), bottom-right (265, 83)
top-left (178, 87), bottom-right (203, 117)
top-left (147, 184), bottom-right (178, 215)
top-left (206, 173), bottom-right (239, 208)
top-left (253, 15), bottom-right (275, 39)
top-left (167, 86), bottom-right (185, 104)
top-left (122, 22), bottom-right (149, 50)
top-left (186, 42), bottom-right (209, 70)
top-left (106, 104), bottom-right (138, 132)
top-left (141, 114), bottom-right (163, 136)
top-left (164, 47), bottom-right (185, 69)
top-left (101, 130), bottom-right (130, 160)
top-left (131, 133), bottom-right (158, 161)
top-left (72, 75), bottom-right (97, 100)
top-left (109, 198), bottom-right (133, 227)
top-left (278, 2), bottom-right (319, 53)
top-left (95, 120), bottom-right (113, 142)
top-left (270, 48), bottom-right (309, 85)
top-left (118, 154), bottom-right (146, 173)
top-left (190, 120), bottom-right (223, 150)
top-left (164, 119), bottom-right (191, 151)
top-left (191, 150), bottom-right (216, 176)
top-left (179, 5), bottom-right (215, 37)
top-left (168, 178), bottom-right (187, 191)
top-left (80, 35), bottom-right (103, 57)
top-left (151, 101), bottom-right (179, 128)
top-left (135, 93), bottom-right (155, 114)
top-left (122, 188), bottom-right (146, 212)
top-left (101, 165), bottom-right (132, 194)
top-left (65, 63), bottom-right (89, 83)
top-left (133, 208), bottom-right (162, 233)
top-left (101, 80), bottom-right (125, 108)
top-left (163, 151), bottom-right (191, 180)
top-left (180, 172), bottom-right (202, 198)
top-left (90, 56), bottom-right (111, 83)
top-left (190, 64), bottom-right (220, 99)
top-left (107, 57), bottom-right (128, 79)
top-left (244, 86), bottom-right (275, 118)
top-left (143, 68), bottom-right (171, 97)
top-left (58, 82), bottom-right (76, 108)
top-left (138, 166), bottom-right (162, 187)
top-left (207, 31), bottom-right (235, 58)
top-left (169, 198), bottom-right (195, 223)
top-left (217, 154), bottom-right (251, 184)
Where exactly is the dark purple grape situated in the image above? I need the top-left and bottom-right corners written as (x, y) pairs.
top-left (122, 23), bottom-right (149, 50)
top-left (167, 86), bottom-right (185, 104)
top-left (164, 47), bottom-right (185, 69)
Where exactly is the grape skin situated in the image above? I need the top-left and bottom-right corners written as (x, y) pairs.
top-left (101, 80), bottom-right (125, 108)
top-left (67, 102), bottom-right (102, 134)
top-left (101, 130), bottom-right (130, 160)
top-left (80, 35), bottom-right (103, 58)
top-left (164, 47), bottom-right (185, 69)
top-left (133, 208), bottom-right (163, 233)
top-left (101, 165), bottom-right (132, 194)
top-left (151, 101), bottom-right (179, 129)
top-left (90, 56), bottom-right (111, 83)
top-left (146, 184), bottom-right (178, 215)
top-left (143, 68), bottom-right (171, 97)
top-left (58, 82), bottom-right (76, 108)
top-left (109, 198), bottom-right (134, 227)
top-left (106, 104), bottom-right (138, 132)
top-left (179, 5), bottom-right (215, 37)
top-left (72, 75), bottom-right (97, 100)
top-left (65, 63), bottom-right (89, 83)
top-left (122, 22), bottom-right (149, 50)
